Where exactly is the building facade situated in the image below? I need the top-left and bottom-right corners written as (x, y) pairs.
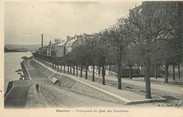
top-left (65, 34), bottom-right (86, 54)
top-left (55, 40), bottom-right (66, 57)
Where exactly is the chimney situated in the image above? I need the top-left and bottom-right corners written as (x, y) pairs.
top-left (41, 34), bottom-right (43, 48)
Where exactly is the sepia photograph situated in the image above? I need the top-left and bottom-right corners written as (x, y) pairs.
top-left (2, 0), bottom-right (183, 116)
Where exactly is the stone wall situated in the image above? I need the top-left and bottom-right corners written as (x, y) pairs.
top-left (30, 59), bottom-right (124, 103)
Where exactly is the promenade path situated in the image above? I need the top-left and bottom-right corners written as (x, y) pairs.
top-left (33, 59), bottom-right (173, 107)
top-left (121, 78), bottom-right (182, 95)
top-left (64, 68), bottom-right (182, 97)
top-left (23, 59), bottom-right (126, 108)
top-left (79, 72), bottom-right (183, 106)
top-left (72, 67), bottom-right (182, 95)
top-left (47, 64), bottom-right (183, 105)
top-left (81, 73), bottom-right (183, 103)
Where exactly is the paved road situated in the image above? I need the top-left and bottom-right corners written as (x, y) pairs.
top-left (25, 59), bottom-right (47, 80)
top-left (24, 59), bottom-right (125, 108)
top-left (37, 83), bottom-right (123, 108)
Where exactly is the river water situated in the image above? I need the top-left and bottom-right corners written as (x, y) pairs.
top-left (4, 52), bottom-right (32, 92)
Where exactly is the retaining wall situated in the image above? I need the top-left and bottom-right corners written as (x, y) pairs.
top-left (4, 81), bottom-right (13, 97)
top-left (30, 60), bottom-right (123, 103)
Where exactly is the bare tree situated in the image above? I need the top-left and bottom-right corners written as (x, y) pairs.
top-left (128, 2), bottom-right (178, 98)
top-left (102, 18), bottom-right (132, 89)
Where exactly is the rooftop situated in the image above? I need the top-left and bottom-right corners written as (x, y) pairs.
top-left (66, 38), bottom-right (77, 46)
top-left (57, 40), bottom-right (66, 46)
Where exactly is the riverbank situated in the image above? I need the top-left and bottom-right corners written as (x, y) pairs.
top-left (5, 58), bottom-right (127, 108)
top-left (4, 57), bottom-right (35, 108)
top-left (5, 57), bottom-right (183, 108)
top-left (4, 52), bottom-right (32, 93)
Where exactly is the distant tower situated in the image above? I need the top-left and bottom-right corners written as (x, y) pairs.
top-left (41, 34), bottom-right (43, 48)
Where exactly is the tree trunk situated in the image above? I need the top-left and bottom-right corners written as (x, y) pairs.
top-left (173, 64), bottom-right (175, 80)
top-left (98, 66), bottom-right (101, 76)
top-left (164, 62), bottom-right (169, 83)
top-left (144, 54), bottom-right (152, 99)
top-left (80, 65), bottom-right (83, 78)
top-left (73, 66), bottom-right (75, 75)
top-left (57, 65), bottom-right (59, 71)
top-left (52, 63), bottom-right (54, 69)
top-left (178, 62), bottom-right (181, 79)
top-left (60, 65), bottom-right (62, 73)
top-left (117, 47), bottom-right (122, 89)
top-left (109, 65), bottom-right (111, 71)
top-left (57, 65), bottom-right (58, 71)
top-left (155, 65), bottom-right (158, 79)
top-left (85, 65), bottom-right (88, 79)
top-left (102, 65), bottom-right (105, 85)
top-left (64, 65), bottom-right (65, 73)
top-left (92, 65), bottom-right (95, 82)
top-left (129, 65), bottom-right (132, 79)
top-left (70, 66), bottom-right (72, 75)
top-left (76, 65), bottom-right (78, 76)
top-left (67, 66), bottom-right (69, 74)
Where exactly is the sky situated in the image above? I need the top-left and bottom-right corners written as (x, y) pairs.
top-left (5, 1), bottom-right (141, 45)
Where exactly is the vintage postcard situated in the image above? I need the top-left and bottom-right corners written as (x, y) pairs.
top-left (1, 0), bottom-right (183, 116)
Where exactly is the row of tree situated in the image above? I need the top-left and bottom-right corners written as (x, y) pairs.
top-left (34, 2), bottom-right (182, 99)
